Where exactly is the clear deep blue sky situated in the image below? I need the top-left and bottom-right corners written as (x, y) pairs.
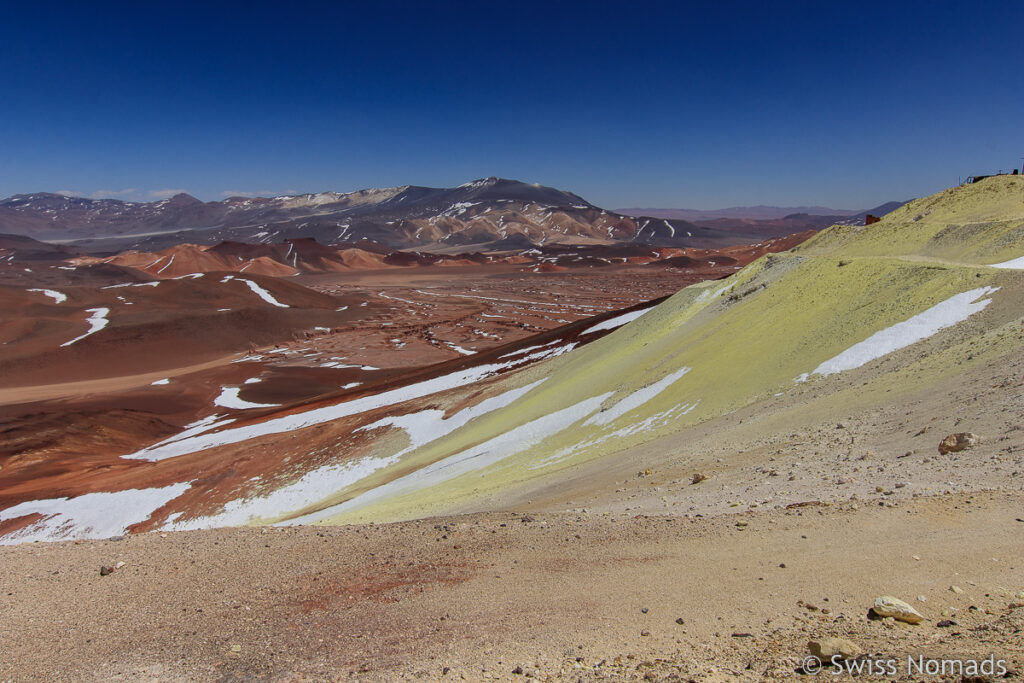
top-left (1, 1), bottom-right (1021, 209)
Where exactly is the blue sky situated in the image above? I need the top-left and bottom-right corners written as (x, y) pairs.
top-left (1, 1), bottom-right (1021, 209)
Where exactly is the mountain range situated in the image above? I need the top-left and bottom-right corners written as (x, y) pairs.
top-left (616, 201), bottom-right (908, 223)
top-left (0, 178), bottom-right (905, 253)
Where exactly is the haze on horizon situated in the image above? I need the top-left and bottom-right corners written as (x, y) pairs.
top-left (1, 1), bottom-right (1021, 210)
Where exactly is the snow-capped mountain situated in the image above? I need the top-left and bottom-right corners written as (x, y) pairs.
top-left (0, 178), bottom-right (710, 251)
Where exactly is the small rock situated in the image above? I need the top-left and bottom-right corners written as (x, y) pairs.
top-left (917, 595), bottom-right (927, 603)
top-left (675, 617), bottom-right (685, 625)
top-left (871, 595), bottom-right (924, 624)
top-left (230, 644), bottom-right (241, 653)
top-left (807, 637), bottom-right (860, 661)
top-left (640, 630), bottom-right (650, 637)
top-left (640, 607), bottom-right (648, 614)
top-left (99, 565), bottom-right (115, 576)
top-left (691, 473), bottom-right (707, 485)
top-left (950, 585), bottom-right (964, 594)
top-left (512, 666), bottom-right (523, 675)
top-left (114, 561), bottom-right (126, 570)
top-left (938, 432), bottom-right (978, 455)
top-left (936, 619), bottom-right (957, 628)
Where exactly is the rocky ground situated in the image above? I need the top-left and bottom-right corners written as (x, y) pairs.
top-left (287, 266), bottom-right (705, 369)
top-left (0, 491), bottom-right (1021, 682)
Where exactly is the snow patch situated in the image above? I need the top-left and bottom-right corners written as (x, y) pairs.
top-left (812, 286), bottom-right (999, 376)
top-left (0, 483), bottom-right (192, 545)
top-left (990, 255), bottom-right (1024, 269)
top-left (60, 307), bottom-right (109, 347)
top-left (214, 387), bottom-right (280, 410)
top-left (581, 306), bottom-right (653, 336)
top-left (27, 288), bottom-right (67, 304)
top-left (583, 367), bottom-right (691, 427)
top-left (237, 278), bottom-right (289, 307)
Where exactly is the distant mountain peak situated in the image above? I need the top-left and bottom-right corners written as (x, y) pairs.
top-left (457, 177), bottom-right (500, 189)
top-left (162, 193), bottom-right (203, 206)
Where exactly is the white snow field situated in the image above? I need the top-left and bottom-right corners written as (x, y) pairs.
top-left (812, 286), bottom-right (998, 376)
top-left (60, 307), bottom-right (110, 347)
top-left (0, 483), bottom-right (192, 545)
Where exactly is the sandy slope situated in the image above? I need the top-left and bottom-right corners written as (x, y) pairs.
top-left (0, 491), bottom-right (1021, 681)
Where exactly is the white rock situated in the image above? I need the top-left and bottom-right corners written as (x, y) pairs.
top-left (808, 637), bottom-right (860, 661)
top-left (873, 595), bottom-right (924, 624)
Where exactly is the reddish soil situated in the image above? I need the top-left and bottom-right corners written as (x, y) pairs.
top-left (0, 229), bottom-right (814, 540)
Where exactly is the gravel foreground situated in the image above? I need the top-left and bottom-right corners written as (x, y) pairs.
top-left (1, 490), bottom-right (1022, 682)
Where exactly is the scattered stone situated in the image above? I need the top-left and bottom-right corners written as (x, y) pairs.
top-left (938, 432), bottom-right (979, 455)
top-left (99, 565), bottom-right (115, 576)
top-left (871, 596), bottom-right (924, 624)
top-left (640, 607), bottom-right (648, 614)
top-left (675, 617), bottom-right (685, 625)
top-left (807, 637), bottom-right (860, 661)
top-left (512, 665), bottom-right (523, 675)
top-left (731, 632), bottom-right (753, 638)
top-left (230, 644), bottom-right (241, 653)
top-left (779, 563), bottom-right (787, 569)
top-left (936, 619), bottom-right (957, 628)
top-left (691, 473), bottom-right (707, 485)
top-left (640, 630), bottom-right (650, 637)
top-left (917, 595), bottom-right (927, 603)
top-left (114, 561), bottom-right (126, 570)
top-left (950, 585), bottom-right (964, 594)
